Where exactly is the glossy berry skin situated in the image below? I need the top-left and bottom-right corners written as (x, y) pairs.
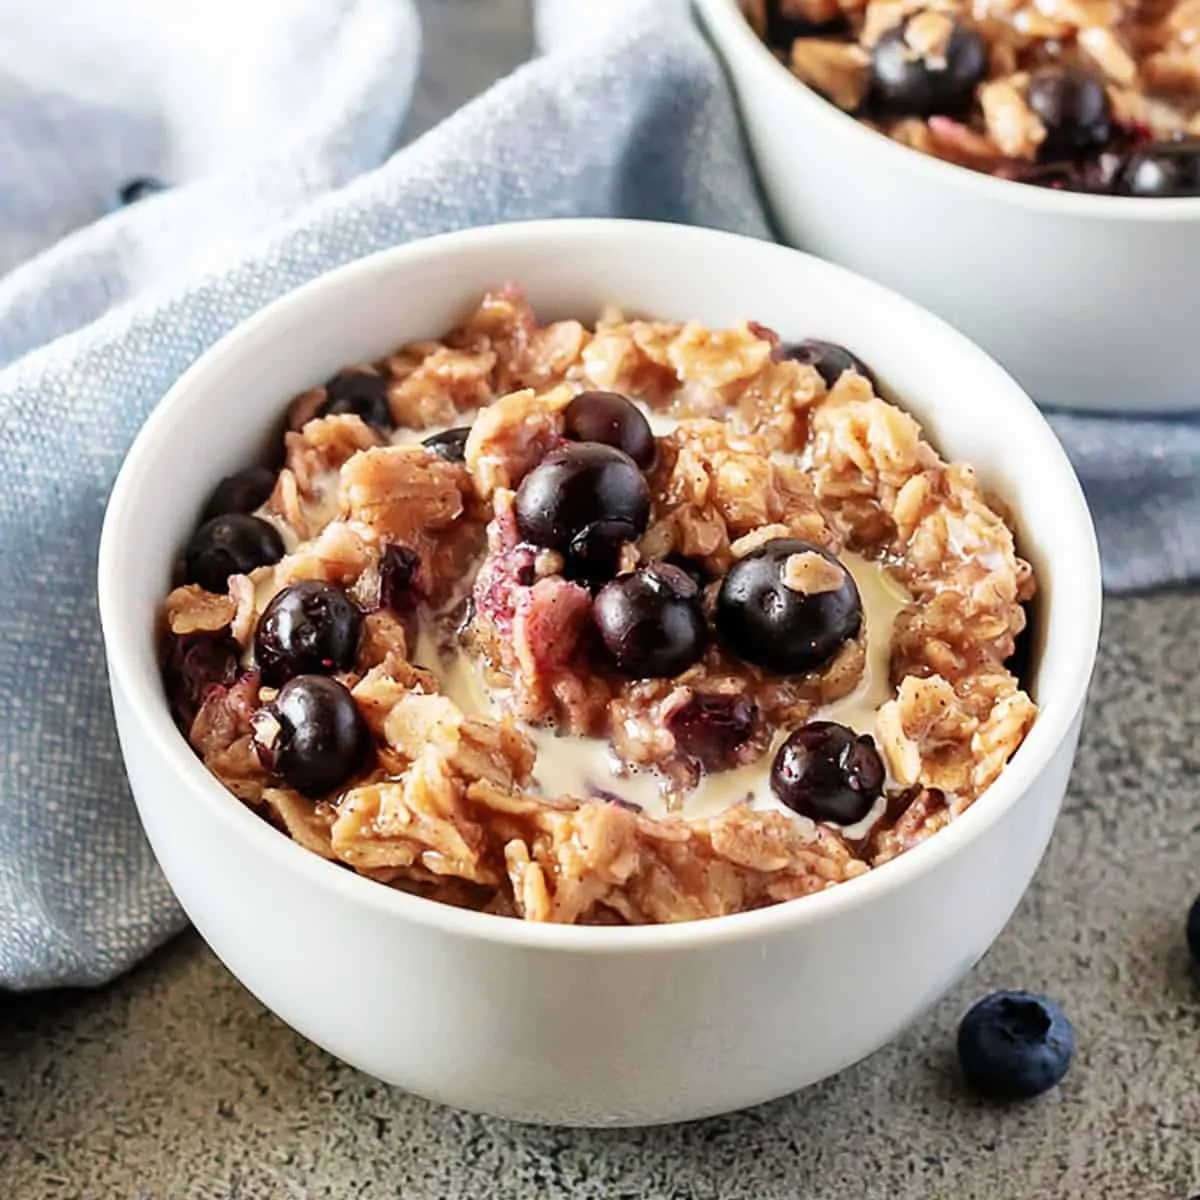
top-left (421, 426), bottom-right (471, 462)
top-left (781, 338), bottom-right (874, 388)
top-left (253, 581), bottom-right (363, 686)
top-left (253, 675), bottom-right (369, 798)
top-left (184, 513), bottom-right (285, 594)
top-left (593, 563), bottom-right (708, 677)
top-left (1026, 67), bottom-right (1112, 162)
top-left (563, 391), bottom-right (656, 468)
top-left (869, 18), bottom-right (986, 118)
top-left (514, 443), bottom-right (650, 582)
top-left (201, 465), bottom-right (277, 522)
top-left (770, 721), bottom-right (884, 824)
top-left (715, 538), bottom-right (861, 674)
top-left (1187, 893), bottom-right (1200, 966)
top-left (315, 369), bottom-right (393, 431)
top-left (957, 991), bottom-right (1075, 1101)
top-left (1119, 137), bottom-right (1200, 198)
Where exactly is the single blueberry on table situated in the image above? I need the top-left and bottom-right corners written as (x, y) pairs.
top-left (957, 990), bottom-right (1075, 1101)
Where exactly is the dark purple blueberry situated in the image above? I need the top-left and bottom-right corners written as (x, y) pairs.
top-left (563, 391), bottom-right (656, 469)
top-left (118, 177), bottom-right (167, 206)
top-left (763, 0), bottom-right (847, 48)
top-left (253, 581), bottom-right (362, 686)
top-left (379, 544), bottom-right (421, 613)
top-left (1026, 67), bottom-right (1112, 162)
top-left (253, 675), bottom-right (369, 798)
top-left (957, 991), bottom-right (1075, 1101)
top-left (565, 519), bottom-right (641, 587)
top-left (715, 538), bottom-right (861, 674)
top-left (593, 563), bottom-right (707, 677)
top-left (164, 633), bottom-right (239, 729)
top-left (770, 720), bottom-right (883, 824)
top-left (668, 693), bottom-right (758, 770)
top-left (515, 443), bottom-right (650, 583)
top-left (1187, 893), bottom-right (1200, 966)
top-left (421, 426), bottom-right (471, 462)
top-left (869, 17), bottom-right (986, 117)
top-left (184, 513), bottom-right (285, 594)
top-left (201, 465), bottom-right (277, 522)
top-left (1119, 136), bottom-right (1200, 198)
top-left (780, 339), bottom-right (874, 388)
top-left (316, 368), bottom-right (393, 432)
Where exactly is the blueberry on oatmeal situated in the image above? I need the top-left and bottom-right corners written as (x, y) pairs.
top-left (1025, 68), bottom-right (1112, 163)
top-left (161, 286), bottom-right (1037, 925)
top-left (771, 721), bottom-right (884, 824)
top-left (422, 426), bottom-right (472, 462)
top-left (593, 563), bottom-right (707, 677)
top-left (563, 390), bottom-right (657, 468)
top-left (201, 465), bottom-right (278, 522)
top-left (868, 15), bottom-right (987, 118)
top-left (514, 442), bottom-right (650, 583)
top-left (253, 581), bottom-right (363, 686)
top-left (252, 675), bottom-right (369, 798)
top-left (1119, 136), bottom-right (1200, 198)
top-left (316, 368), bottom-right (393, 431)
top-left (184, 513), bottom-right (285, 594)
top-left (715, 538), bottom-right (862, 673)
top-left (780, 339), bottom-right (873, 388)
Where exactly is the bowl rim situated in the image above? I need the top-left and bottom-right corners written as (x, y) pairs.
top-left (693, 0), bottom-right (1200, 221)
top-left (98, 217), bottom-right (1102, 954)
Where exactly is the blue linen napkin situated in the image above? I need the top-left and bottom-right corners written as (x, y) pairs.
top-left (0, 0), bottom-right (1192, 990)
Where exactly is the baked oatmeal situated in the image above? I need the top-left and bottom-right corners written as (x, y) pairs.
top-left (159, 286), bottom-right (1037, 925)
top-left (747, 0), bottom-right (1200, 194)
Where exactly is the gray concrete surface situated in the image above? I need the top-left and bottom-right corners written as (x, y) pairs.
top-left (2, 590), bottom-right (1199, 1198)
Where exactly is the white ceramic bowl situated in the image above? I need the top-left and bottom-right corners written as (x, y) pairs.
top-left (99, 219), bottom-right (1100, 1127)
top-left (694, 0), bottom-right (1200, 414)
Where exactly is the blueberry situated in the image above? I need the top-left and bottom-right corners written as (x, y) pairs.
top-left (253, 581), bottom-right (362, 686)
top-left (378, 544), bottom-right (422, 613)
top-left (563, 391), bottom-right (656, 469)
top-left (184, 513), bottom-right (285, 594)
top-left (957, 991), bottom-right (1075, 1101)
top-left (770, 720), bottom-right (883, 823)
top-left (1119, 137), bottom-right (1200, 198)
top-left (593, 563), bottom-right (708, 677)
top-left (164, 633), bottom-right (239, 730)
top-left (715, 538), bottom-right (861, 673)
top-left (201, 465), bottom-right (277, 522)
top-left (668, 693), bottom-right (758, 770)
top-left (421, 426), bottom-right (471, 462)
top-left (1187, 893), bottom-right (1200, 965)
top-left (1026, 67), bottom-right (1112, 162)
top-left (316, 368), bottom-right (393, 432)
top-left (253, 675), bottom-right (370, 798)
top-left (118, 177), bottom-right (167, 206)
top-left (869, 16), bottom-right (986, 117)
top-left (514, 443), bottom-right (650, 583)
top-left (780, 338), bottom-right (875, 388)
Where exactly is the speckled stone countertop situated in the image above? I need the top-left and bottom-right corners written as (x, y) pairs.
top-left (3, 3), bottom-right (1200, 1195)
top-left (3, 593), bottom-right (1199, 1199)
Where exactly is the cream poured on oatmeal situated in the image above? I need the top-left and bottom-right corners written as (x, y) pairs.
top-left (414, 551), bottom-right (909, 825)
